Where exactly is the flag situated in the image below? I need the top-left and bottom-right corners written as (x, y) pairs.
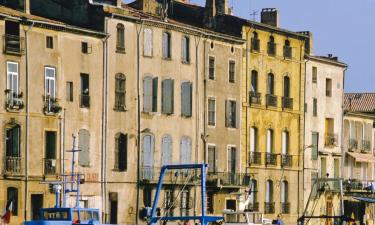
top-left (1, 201), bottom-right (13, 224)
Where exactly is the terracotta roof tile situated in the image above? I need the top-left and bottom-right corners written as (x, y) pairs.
top-left (0, 5), bottom-right (64, 24)
top-left (344, 93), bottom-right (375, 113)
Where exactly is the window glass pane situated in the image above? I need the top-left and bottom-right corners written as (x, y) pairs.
top-left (7, 62), bottom-right (18, 73)
top-left (208, 99), bottom-right (215, 126)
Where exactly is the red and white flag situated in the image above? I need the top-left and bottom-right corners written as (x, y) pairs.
top-left (1, 201), bottom-right (13, 224)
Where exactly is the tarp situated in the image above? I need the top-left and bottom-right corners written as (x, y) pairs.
top-left (353, 196), bottom-right (375, 203)
top-left (347, 152), bottom-right (375, 163)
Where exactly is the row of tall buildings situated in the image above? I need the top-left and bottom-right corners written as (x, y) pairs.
top-left (0, 0), bottom-right (374, 225)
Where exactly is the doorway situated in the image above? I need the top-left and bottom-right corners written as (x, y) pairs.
top-left (31, 194), bottom-right (43, 220)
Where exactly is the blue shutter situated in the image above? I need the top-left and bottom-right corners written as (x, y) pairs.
top-left (181, 82), bottom-right (192, 117)
top-left (143, 76), bottom-right (153, 112)
top-left (162, 79), bottom-right (174, 114)
top-left (161, 135), bottom-right (172, 166)
top-left (162, 33), bottom-right (168, 58)
top-left (78, 129), bottom-right (90, 167)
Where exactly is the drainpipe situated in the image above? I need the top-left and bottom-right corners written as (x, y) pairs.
top-left (101, 17), bottom-right (110, 223)
top-left (61, 109), bottom-right (66, 206)
top-left (298, 42), bottom-right (304, 217)
top-left (340, 66), bottom-right (347, 216)
top-left (23, 20), bottom-right (34, 221)
top-left (195, 34), bottom-right (202, 219)
top-left (202, 37), bottom-right (207, 164)
top-left (245, 28), bottom-right (251, 170)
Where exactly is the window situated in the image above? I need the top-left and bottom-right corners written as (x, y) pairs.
top-left (162, 32), bottom-right (171, 59)
top-left (143, 76), bottom-right (158, 113)
top-left (267, 129), bottom-right (274, 153)
top-left (45, 67), bottom-right (56, 100)
top-left (143, 187), bottom-right (152, 207)
top-left (45, 131), bottom-right (57, 175)
top-left (250, 127), bottom-right (258, 153)
top-left (180, 137), bottom-right (192, 164)
top-left (181, 36), bottom-right (190, 63)
top-left (267, 73), bottom-right (274, 94)
top-left (115, 73), bottom-right (126, 110)
top-left (181, 82), bottom-right (192, 117)
top-left (267, 36), bottom-right (276, 56)
top-left (208, 56), bottom-right (215, 80)
top-left (5, 124), bottom-right (21, 173)
top-left (208, 98), bottom-right (216, 126)
top-left (115, 133), bottom-right (128, 171)
top-left (251, 70), bottom-right (258, 92)
top-left (78, 129), bottom-right (90, 167)
top-left (265, 180), bottom-right (273, 203)
top-left (4, 20), bottom-right (21, 54)
top-left (207, 145), bottom-right (216, 173)
top-left (229, 60), bottom-right (235, 83)
top-left (326, 78), bottom-right (332, 97)
top-left (7, 187), bottom-right (18, 216)
top-left (80, 73), bottom-right (90, 108)
top-left (283, 39), bottom-right (292, 58)
top-left (142, 134), bottom-right (155, 180)
top-left (313, 98), bottom-right (317, 116)
top-left (227, 146), bottom-right (237, 173)
top-left (143, 28), bottom-right (153, 57)
top-left (284, 76), bottom-right (290, 98)
top-left (311, 132), bottom-right (318, 160)
top-left (164, 190), bottom-right (174, 216)
top-left (251, 31), bottom-right (260, 52)
top-left (312, 67), bottom-right (317, 83)
top-left (66, 82), bottom-right (73, 102)
top-left (81, 42), bottom-right (88, 54)
top-left (46, 36), bottom-right (53, 49)
top-left (249, 179), bottom-right (257, 209)
top-left (6, 61), bottom-right (19, 97)
top-left (225, 100), bottom-right (237, 128)
top-left (320, 157), bottom-right (327, 178)
top-left (162, 79), bottom-right (174, 114)
top-left (116, 24), bottom-right (125, 53)
top-left (180, 190), bottom-right (190, 216)
top-left (282, 131), bottom-right (289, 155)
top-left (161, 135), bottom-right (172, 166)
top-left (281, 181), bottom-right (288, 203)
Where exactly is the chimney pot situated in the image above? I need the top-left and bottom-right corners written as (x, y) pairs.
top-left (261, 8), bottom-right (279, 27)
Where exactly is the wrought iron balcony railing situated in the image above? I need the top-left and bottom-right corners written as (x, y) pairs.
top-left (249, 92), bottom-right (261, 105)
top-left (249, 152), bottom-right (262, 165)
top-left (251, 38), bottom-right (260, 52)
top-left (264, 202), bottom-right (275, 214)
top-left (5, 90), bottom-right (24, 110)
top-left (361, 140), bottom-right (371, 153)
top-left (281, 202), bottom-right (290, 214)
top-left (266, 94), bottom-right (277, 107)
top-left (207, 172), bottom-right (252, 187)
top-left (44, 96), bottom-right (62, 114)
top-left (283, 46), bottom-right (292, 59)
top-left (267, 42), bottom-right (276, 56)
top-left (80, 94), bottom-right (90, 108)
top-left (281, 154), bottom-right (292, 167)
top-left (265, 153), bottom-right (277, 166)
top-left (282, 97), bottom-right (293, 109)
top-left (44, 158), bottom-right (57, 175)
top-left (248, 202), bottom-right (259, 212)
top-left (140, 166), bottom-right (200, 185)
top-left (3, 34), bottom-right (24, 55)
top-left (5, 156), bottom-right (22, 175)
top-left (325, 133), bottom-right (338, 147)
top-left (349, 139), bottom-right (358, 151)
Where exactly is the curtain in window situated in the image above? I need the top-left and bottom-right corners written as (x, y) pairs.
top-left (45, 67), bottom-right (56, 99)
top-left (7, 62), bottom-right (18, 94)
top-left (250, 127), bottom-right (257, 153)
top-left (267, 129), bottom-right (273, 153)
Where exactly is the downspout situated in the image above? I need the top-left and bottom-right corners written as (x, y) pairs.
top-left (23, 20), bottom-right (34, 221)
top-left (202, 37), bottom-right (207, 164)
top-left (61, 109), bottom-right (66, 206)
top-left (101, 16), bottom-right (110, 223)
top-left (340, 66), bottom-right (348, 216)
top-left (303, 55), bottom-right (309, 214)
top-left (135, 19), bottom-right (144, 225)
top-left (298, 42), bottom-right (304, 216)
top-left (245, 28), bottom-right (251, 170)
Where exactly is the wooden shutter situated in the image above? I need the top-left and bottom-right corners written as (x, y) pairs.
top-left (162, 79), bottom-right (174, 114)
top-left (78, 129), bottom-right (90, 167)
top-left (162, 33), bottom-right (168, 58)
top-left (225, 100), bottom-right (230, 127)
top-left (143, 76), bottom-right (153, 112)
top-left (181, 37), bottom-right (186, 62)
top-left (250, 127), bottom-right (255, 152)
top-left (143, 28), bottom-right (152, 56)
top-left (143, 135), bottom-right (154, 167)
top-left (180, 137), bottom-right (192, 164)
top-left (161, 135), bottom-right (172, 166)
top-left (181, 82), bottom-right (192, 117)
top-left (208, 146), bottom-right (216, 172)
top-left (152, 77), bottom-right (158, 112)
top-left (312, 132), bottom-right (318, 160)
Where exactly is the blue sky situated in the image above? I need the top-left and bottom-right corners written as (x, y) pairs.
top-left (125, 0), bottom-right (375, 93)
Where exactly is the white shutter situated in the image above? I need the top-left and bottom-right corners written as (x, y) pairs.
top-left (143, 28), bottom-right (152, 56)
top-left (282, 131), bottom-right (287, 155)
top-left (266, 181), bottom-right (270, 203)
top-left (143, 76), bottom-right (153, 112)
top-left (250, 128), bottom-right (255, 152)
top-left (267, 130), bottom-right (272, 153)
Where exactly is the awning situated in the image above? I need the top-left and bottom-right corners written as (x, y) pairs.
top-left (353, 196), bottom-right (375, 203)
top-left (347, 152), bottom-right (375, 163)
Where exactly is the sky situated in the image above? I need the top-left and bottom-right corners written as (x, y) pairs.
top-left (124, 0), bottom-right (375, 93)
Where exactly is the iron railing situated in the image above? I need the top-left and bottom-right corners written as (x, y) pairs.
top-left (5, 156), bottom-right (22, 174)
top-left (282, 97), bottom-right (293, 109)
top-left (44, 158), bottom-right (57, 175)
top-left (266, 94), bottom-right (277, 107)
top-left (249, 92), bottom-right (261, 105)
top-left (361, 140), bottom-right (371, 153)
top-left (249, 202), bottom-right (259, 212)
top-left (140, 166), bottom-right (200, 185)
top-left (207, 172), bottom-right (252, 187)
top-left (283, 46), bottom-right (292, 59)
top-left (264, 202), bottom-right (275, 214)
top-left (3, 34), bottom-right (24, 54)
top-left (267, 42), bottom-right (276, 56)
top-left (281, 202), bottom-right (290, 214)
top-left (80, 94), bottom-right (90, 108)
top-left (265, 153), bottom-right (277, 166)
top-left (325, 133), bottom-right (338, 146)
top-left (44, 96), bottom-right (62, 114)
top-left (349, 139), bottom-right (358, 151)
top-left (251, 38), bottom-right (260, 52)
top-left (5, 90), bottom-right (23, 110)
top-left (281, 154), bottom-right (292, 167)
top-left (249, 152), bottom-right (262, 165)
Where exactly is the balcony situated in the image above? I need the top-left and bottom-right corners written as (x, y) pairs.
top-left (349, 139), bottom-right (358, 151)
top-left (264, 202), bottom-right (275, 214)
top-left (207, 172), bottom-right (252, 187)
top-left (5, 90), bottom-right (24, 111)
top-left (283, 46), bottom-right (292, 59)
top-left (361, 140), bottom-right (371, 153)
top-left (4, 156), bottom-right (22, 175)
top-left (44, 96), bottom-right (62, 114)
top-left (249, 152), bottom-right (262, 165)
top-left (3, 34), bottom-right (24, 55)
top-left (80, 94), bottom-right (90, 108)
top-left (44, 158), bottom-right (57, 175)
top-left (249, 92), bottom-right (261, 105)
top-left (282, 97), bottom-right (293, 109)
top-left (266, 94), bottom-right (277, 107)
top-left (267, 42), bottom-right (276, 56)
top-left (251, 38), bottom-right (260, 52)
top-left (325, 133), bottom-right (338, 147)
top-left (281, 154), bottom-right (292, 167)
top-left (265, 153), bottom-right (277, 166)
top-left (343, 179), bottom-right (375, 193)
top-left (140, 166), bottom-right (200, 185)
top-left (248, 202), bottom-right (259, 212)
top-left (281, 202), bottom-right (290, 214)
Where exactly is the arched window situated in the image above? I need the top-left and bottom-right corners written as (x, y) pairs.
top-left (282, 131), bottom-right (289, 155)
top-left (5, 123), bottom-right (21, 173)
top-left (115, 133), bottom-right (128, 171)
top-left (284, 39), bottom-right (291, 58)
top-left (7, 187), bottom-right (18, 215)
top-left (116, 23), bottom-right (125, 52)
top-left (281, 180), bottom-right (289, 213)
top-left (249, 179), bottom-right (258, 210)
top-left (266, 180), bottom-right (273, 203)
top-left (180, 137), bottom-right (192, 164)
top-left (250, 127), bottom-right (258, 153)
top-left (251, 70), bottom-right (258, 93)
top-left (266, 129), bottom-right (274, 154)
top-left (115, 73), bottom-right (126, 110)
top-left (161, 135), bottom-right (172, 166)
top-left (251, 32), bottom-right (259, 52)
top-left (267, 73), bottom-right (274, 95)
top-left (142, 134), bottom-right (154, 180)
top-left (267, 36), bottom-right (276, 56)
top-left (78, 129), bottom-right (90, 167)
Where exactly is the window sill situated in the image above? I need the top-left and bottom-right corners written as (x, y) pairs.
top-left (112, 168), bottom-right (127, 172)
top-left (142, 111), bottom-right (158, 115)
top-left (162, 57), bottom-right (172, 61)
top-left (114, 107), bottom-right (127, 112)
top-left (181, 60), bottom-right (191, 65)
top-left (116, 50), bottom-right (126, 54)
top-left (143, 54), bottom-right (153, 58)
top-left (181, 115), bottom-right (192, 118)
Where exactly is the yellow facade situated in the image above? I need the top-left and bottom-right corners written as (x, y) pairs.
top-left (241, 24), bottom-right (306, 224)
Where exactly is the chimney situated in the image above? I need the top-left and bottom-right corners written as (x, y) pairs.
top-left (25, 0), bottom-right (30, 14)
top-left (215, 0), bottom-right (228, 15)
top-left (204, 0), bottom-right (228, 28)
top-left (260, 8), bottom-right (279, 27)
top-left (296, 31), bottom-right (314, 55)
top-left (116, 0), bottom-right (122, 7)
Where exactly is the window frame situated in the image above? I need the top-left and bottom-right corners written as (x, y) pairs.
top-left (143, 28), bottom-right (153, 57)
top-left (7, 187), bottom-right (18, 216)
top-left (66, 81), bottom-right (73, 102)
top-left (44, 66), bottom-right (56, 100)
top-left (208, 56), bottom-right (215, 80)
top-left (181, 36), bottom-right (190, 63)
top-left (312, 66), bottom-right (317, 83)
top-left (162, 31), bottom-right (172, 59)
top-left (228, 60), bottom-right (236, 83)
top-left (225, 99), bottom-right (237, 128)
top-left (6, 61), bottom-right (19, 95)
top-left (207, 97), bottom-right (216, 127)
top-left (115, 73), bottom-right (126, 111)
top-left (116, 23), bottom-right (125, 53)
top-left (46, 36), bottom-right (53, 49)
top-left (115, 133), bottom-right (128, 172)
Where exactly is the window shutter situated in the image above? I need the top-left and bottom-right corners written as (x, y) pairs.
top-left (143, 77), bottom-right (153, 112)
top-left (144, 29), bottom-right (152, 56)
top-left (208, 146), bottom-right (215, 172)
top-left (78, 129), bottom-right (90, 167)
top-left (234, 101), bottom-right (238, 128)
top-left (162, 79), bottom-right (174, 114)
top-left (162, 33), bottom-right (168, 58)
top-left (312, 132), bottom-right (318, 160)
top-left (180, 137), bottom-right (191, 164)
top-left (225, 100), bottom-right (230, 127)
top-left (250, 128), bottom-right (255, 153)
top-left (161, 136), bottom-right (172, 166)
top-left (152, 77), bottom-right (158, 112)
top-left (181, 37), bottom-right (186, 61)
top-left (282, 131), bottom-right (287, 155)
top-left (181, 82), bottom-right (192, 117)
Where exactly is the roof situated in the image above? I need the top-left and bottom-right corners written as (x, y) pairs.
top-left (0, 5), bottom-right (63, 24)
top-left (344, 93), bottom-right (375, 113)
top-left (307, 55), bottom-right (347, 68)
